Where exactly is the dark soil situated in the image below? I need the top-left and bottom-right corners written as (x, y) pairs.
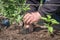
top-left (0, 24), bottom-right (60, 40)
top-left (0, 16), bottom-right (60, 40)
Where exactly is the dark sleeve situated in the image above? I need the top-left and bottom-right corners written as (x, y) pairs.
top-left (38, 0), bottom-right (60, 16)
top-left (26, 0), bottom-right (40, 13)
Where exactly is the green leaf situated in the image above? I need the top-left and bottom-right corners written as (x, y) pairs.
top-left (41, 17), bottom-right (51, 22)
top-left (12, 14), bottom-right (16, 17)
top-left (41, 17), bottom-right (48, 21)
top-left (51, 19), bottom-right (59, 24)
top-left (47, 15), bottom-right (51, 19)
top-left (23, 8), bottom-right (30, 11)
top-left (16, 15), bottom-right (23, 23)
top-left (16, 15), bottom-right (21, 22)
top-left (10, 0), bottom-right (14, 2)
top-left (48, 26), bottom-right (53, 33)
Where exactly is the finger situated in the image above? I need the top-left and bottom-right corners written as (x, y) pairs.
top-left (27, 17), bottom-right (33, 24)
top-left (24, 14), bottom-right (32, 23)
top-left (23, 13), bottom-right (30, 19)
top-left (29, 13), bottom-right (35, 24)
top-left (30, 19), bottom-right (36, 24)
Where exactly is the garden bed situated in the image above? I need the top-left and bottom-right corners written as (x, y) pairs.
top-left (0, 0), bottom-right (60, 40)
top-left (0, 21), bottom-right (60, 40)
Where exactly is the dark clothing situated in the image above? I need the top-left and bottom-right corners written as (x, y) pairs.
top-left (26, 0), bottom-right (40, 12)
top-left (26, 0), bottom-right (60, 22)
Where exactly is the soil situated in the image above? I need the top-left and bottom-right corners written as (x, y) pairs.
top-left (0, 24), bottom-right (60, 40)
top-left (0, 16), bottom-right (60, 40)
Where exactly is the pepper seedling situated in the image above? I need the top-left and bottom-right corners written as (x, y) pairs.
top-left (41, 15), bottom-right (60, 34)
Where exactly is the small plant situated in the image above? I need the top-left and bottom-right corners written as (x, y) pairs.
top-left (41, 15), bottom-right (59, 34)
top-left (0, 0), bottom-right (30, 24)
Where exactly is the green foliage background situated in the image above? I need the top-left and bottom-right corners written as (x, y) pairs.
top-left (0, 0), bottom-right (30, 24)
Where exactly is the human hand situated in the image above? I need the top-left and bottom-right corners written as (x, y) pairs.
top-left (23, 12), bottom-right (41, 24)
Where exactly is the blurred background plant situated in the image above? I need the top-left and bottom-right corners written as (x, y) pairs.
top-left (0, 0), bottom-right (30, 24)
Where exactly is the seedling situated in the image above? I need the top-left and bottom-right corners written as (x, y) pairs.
top-left (41, 15), bottom-right (59, 34)
top-left (0, 0), bottom-right (30, 25)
